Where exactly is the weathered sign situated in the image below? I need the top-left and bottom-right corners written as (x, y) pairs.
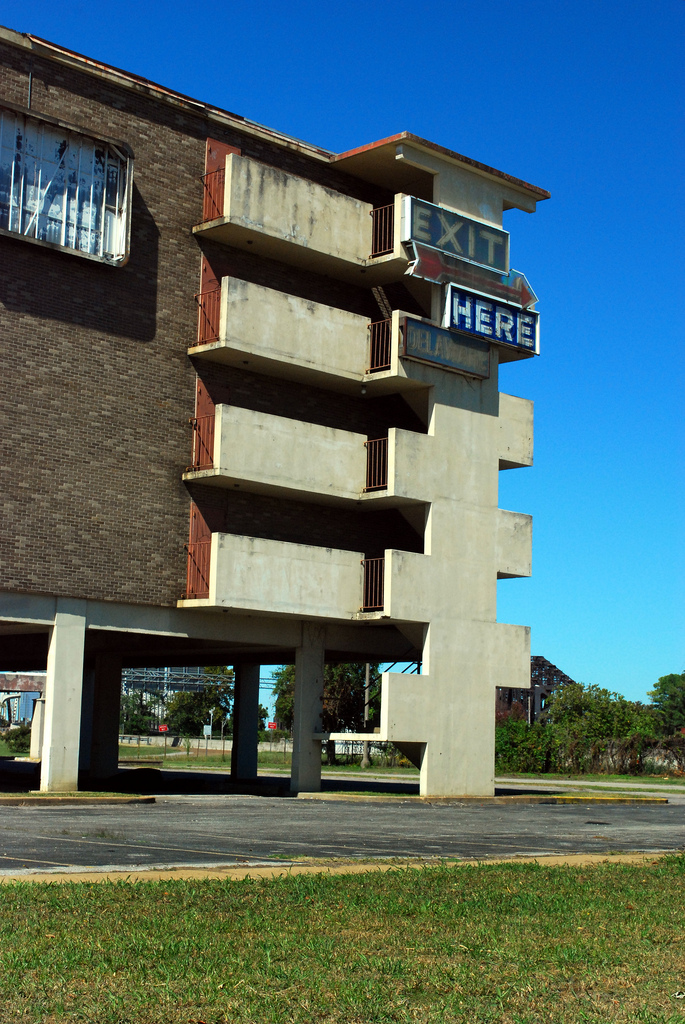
top-left (408, 241), bottom-right (537, 310)
top-left (445, 285), bottom-right (539, 354)
top-left (402, 317), bottom-right (490, 378)
top-left (402, 197), bottom-right (509, 274)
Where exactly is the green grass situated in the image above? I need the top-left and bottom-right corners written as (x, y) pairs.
top-left (117, 747), bottom-right (419, 773)
top-left (498, 771), bottom-right (685, 785)
top-left (1, 858), bottom-right (685, 1023)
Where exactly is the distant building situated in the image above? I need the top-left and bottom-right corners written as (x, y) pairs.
top-left (0, 26), bottom-right (548, 796)
top-left (496, 657), bottom-right (577, 723)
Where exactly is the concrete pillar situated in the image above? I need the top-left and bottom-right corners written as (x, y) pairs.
top-left (89, 654), bottom-right (122, 779)
top-left (79, 665), bottom-right (95, 771)
top-left (290, 623), bottom-right (325, 793)
top-left (40, 600), bottom-right (87, 792)
top-left (29, 699), bottom-right (45, 759)
top-left (230, 663), bottom-right (260, 779)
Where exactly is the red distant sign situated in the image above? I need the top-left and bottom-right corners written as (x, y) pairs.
top-left (267, 722), bottom-right (277, 730)
top-left (158, 724), bottom-right (169, 733)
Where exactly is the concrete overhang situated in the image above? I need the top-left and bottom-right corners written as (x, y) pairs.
top-left (332, 132), bottom-right (550, 213)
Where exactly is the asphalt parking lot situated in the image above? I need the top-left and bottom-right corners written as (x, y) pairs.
top-left (0, 794), bottom-right (683, 876)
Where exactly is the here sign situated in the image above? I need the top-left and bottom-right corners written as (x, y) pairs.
top-left (403, 196), bottom-right (509, 274)
top-left (445, 285), bottom-right (538, 354)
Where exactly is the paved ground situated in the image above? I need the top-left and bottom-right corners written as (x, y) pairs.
top-left (0, 791), bottom-right (683, 876)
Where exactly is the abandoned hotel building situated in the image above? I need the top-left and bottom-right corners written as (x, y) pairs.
top-left (0, 26), bottom-right (550, 796)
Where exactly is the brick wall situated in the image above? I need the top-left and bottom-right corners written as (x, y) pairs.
top-left (0, 38), bottom-right (424, 608)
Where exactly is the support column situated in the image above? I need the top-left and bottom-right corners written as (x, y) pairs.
top-left (290, 623), bottom-right (325, 794)
top-left (40, 600), bottom-right (87, 792)
top-left (29, 699), bottom-right (45, 760)
top-left (89, 654), bottom-right (122, 780)
top-left (231, 663), bottom-right (260, 779)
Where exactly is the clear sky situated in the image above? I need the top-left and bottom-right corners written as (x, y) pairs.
top-left (2, 0), bottom-right (682, 703)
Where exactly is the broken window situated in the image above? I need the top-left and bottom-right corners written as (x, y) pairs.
top-left (0, 105), bottom-right (132, 264)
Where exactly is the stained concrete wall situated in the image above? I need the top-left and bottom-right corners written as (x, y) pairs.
top-left (208, 533), bottom-right (365, 619)
top-left (225, 153), bottom-right (372, 265)
top-left (217, 278), bottom-right (370, 383)
top-left (211, 405), bottom-right (368, 501)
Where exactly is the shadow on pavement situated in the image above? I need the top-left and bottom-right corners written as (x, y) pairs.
top-left (0, 758), bottom-right (562, 800)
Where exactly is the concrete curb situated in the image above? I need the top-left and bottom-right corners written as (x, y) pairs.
top-left (0, 850), bottom-right (679, 885)
top-left (296, 793), bottom-right (669, 805)
top-left (0, 796), bottom-right (155, 806)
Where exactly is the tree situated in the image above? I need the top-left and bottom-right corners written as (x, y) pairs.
top-left (120, 691), bottom-right (155, 734)
top-left (272, 663), bottom-right (381, 732)
top-left (543, 681), bottom-right (656, 741)
top-left (164, 674), bottom-right (234, 736)
top-left (648, 672), bottom-right (685, 736)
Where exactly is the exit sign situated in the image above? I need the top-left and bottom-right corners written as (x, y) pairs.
top-left (402, 196), bottom-right (509, 274)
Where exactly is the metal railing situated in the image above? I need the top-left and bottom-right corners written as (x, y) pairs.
top-left (370, 204), bottom-right (394, 257)
top-left (201, 166), bottom-right (225, 221)
top-left (185, 539), bottom-right (211, 599)
top-left (362, 557), bottom-right (385, 611)
top-left (368, 318), bottom-right (392, 372)
top-left (195, 286), bottom-right (221, 344)
top-left (190, 414), bottom-right (215, 469)
top-left (364, 437), bottom-right (388, 491)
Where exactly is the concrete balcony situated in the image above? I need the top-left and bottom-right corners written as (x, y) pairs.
top-left (184, 405), bottom-right (368, 504)
top-left (179, 533), bottom-right (365, 620)
top-left (193, 153), bottom-right (408, 284)
top-left (189, 277), bottom-right (370, 391)
top-left (495, 509), bottom-right (532, 579)
top-left (184, 406), bottom-right (431, 511)
top-left (361, 549), bottom-right (429, 623)
top-left (498, 393), bottom-right (534, 470)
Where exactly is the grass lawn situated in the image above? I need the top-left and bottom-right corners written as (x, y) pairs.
top-left (1, 857), bottom-right (684, 1023)
top-left (498, 772), bottom-right (685, 786)
top-left (117, 747), bottom-right (420, 774)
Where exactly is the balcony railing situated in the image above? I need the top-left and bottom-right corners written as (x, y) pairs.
top-left (370, 204), bottom-right (394, 257)
top-left (185, 539), bottom-right (211, 599)
top-left (364, 437), bottom-right (388, 491)
top-left (201, 167), bottom-right (225, 221)
top-left (190, 414), bottom-right (215, 469)
top-left (368, 318), bottom-right (391, 372)
top-left (362, 557), bottom-right (385, 611)
top-left (195, 286), bottom-right (221, 344)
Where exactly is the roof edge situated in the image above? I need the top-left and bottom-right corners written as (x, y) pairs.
top-left (333, 132), bottom-right (550, 200)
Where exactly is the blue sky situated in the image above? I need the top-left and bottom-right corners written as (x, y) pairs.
top-left (2, 0), bottom-right (682, 703)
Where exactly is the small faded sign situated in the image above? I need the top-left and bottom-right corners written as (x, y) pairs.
top-left (445, 285), bottom-right (539, 354)
top-left (402, 317), bottom-right (490, 378)
top-left (402, 197), bottom-right (509, 274)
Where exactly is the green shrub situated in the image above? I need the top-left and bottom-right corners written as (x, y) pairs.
top-left (4, 723), bottom-right (31, 754)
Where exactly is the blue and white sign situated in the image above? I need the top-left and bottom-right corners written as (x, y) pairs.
top-left (445, 285), bottom-right (539, 354)
top-left (402, 317), bottom-right (490, 378)
top-left (402, 196), bottom-right (509, 274)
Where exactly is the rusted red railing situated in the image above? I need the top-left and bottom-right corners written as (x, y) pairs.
top-left (185, 539), bottom-right (211, 599)
top-left (201, 166), bottom-right (225, 221)
top-left (190, 414), bottom-right (215, 469)
top-left (370, 204), bottom-right (394, 257)
top-left (368, 318), bottom-right (391, 372)
top-left (195, 286), bottom-right (221, 344)
top-left (364, 437), bottom-right (388, 491)
top-left (362, 557), bottom-right (385, 611)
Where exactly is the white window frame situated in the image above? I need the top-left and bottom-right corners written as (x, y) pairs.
top-left (0, 103), bottom-right (133, 265)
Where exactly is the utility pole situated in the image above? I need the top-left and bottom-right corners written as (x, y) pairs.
top-left (361, 663), bottom-right (371, 769)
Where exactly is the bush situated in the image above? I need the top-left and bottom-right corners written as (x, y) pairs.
top-left (4, 723), bottom-right (32, 754)
top-left (495, 718), bottom-right (556, 773)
